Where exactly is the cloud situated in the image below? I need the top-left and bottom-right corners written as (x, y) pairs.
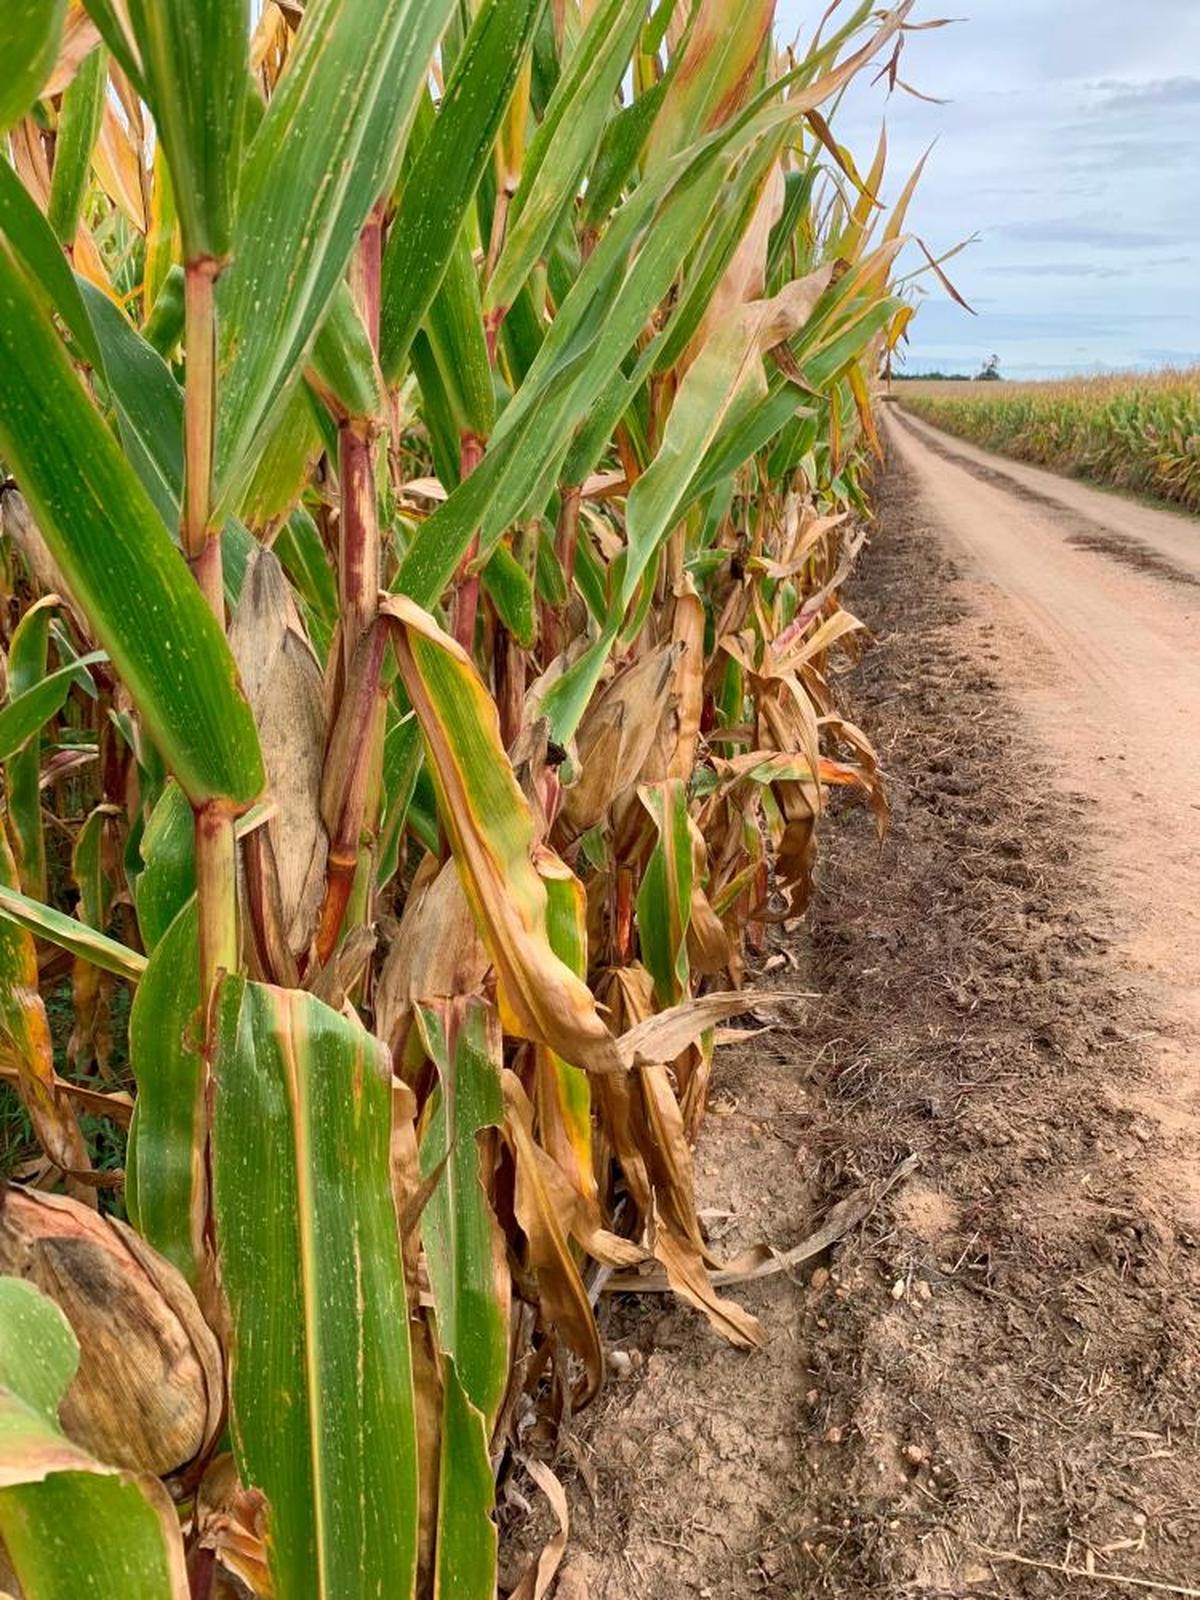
top-left (980, 262), bottom-right (1124, 280)
top-left (774, 0), bottom-right (1200, 375)
top-left (997, 220), bottom-right (1165, 250)
top-left (1088, 76), bottom-right (1200, 109)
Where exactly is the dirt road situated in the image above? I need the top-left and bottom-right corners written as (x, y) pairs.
top-left (543, 428), bottom-right (1200, 1599)
top-left (887, 404), bottom-right (1200, 1182)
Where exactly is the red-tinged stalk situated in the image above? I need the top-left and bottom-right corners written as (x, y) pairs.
top-left (450, 432), bottom-right (486, 653)
top-left (195, 800), bottom-right (238, 1007)
top-left (614, 867), bottom-right (634, 964)
top-left (182, 260), bottom-right (224, 624)
top-left (494, 622), bottom-right (525, 752)
top-left (321, 217), bottom-right (389, 964)
top-left (314, 620), bottom-right (388, 967)
top-left (352, 206), bottom-right (384, 351)
top-left (541, 482), bottom-right (581, 662)
top-left (338, 213), bottom-right (385, 684)
top-left (183, 254), bottom-right (237, 1013)
top-left (337, 421), bottom-right (380, 684)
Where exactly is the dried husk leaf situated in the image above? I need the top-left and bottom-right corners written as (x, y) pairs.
top-left (560, 644), bottom-right (681, 835)
top-left (374, 857), bottom-right (491, 1049)
top-left (0, 1186), bottom-right (224, 1476)
top-left (229, 546), bottom-right (327, 957)
top-left (44, 6), bottom-right (105, 98)
top-left (194, 1454), bottom-right (272, 1599)
top-left (639, 579), bottom-right (706, 786)
top-left (501, 1072), bottom-right (604, 1406)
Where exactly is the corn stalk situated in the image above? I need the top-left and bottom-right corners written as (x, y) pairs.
top-left (0, 1), bottom-right (940, 1592)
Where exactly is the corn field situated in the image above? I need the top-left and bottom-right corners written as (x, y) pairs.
top-left (0, 2), bottom-right (929, 1594)
top-left (898, 368), bottom-right (1200, 515)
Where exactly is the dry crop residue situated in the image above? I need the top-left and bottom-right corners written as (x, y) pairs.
top-left (541, 448), bottom-right (1200, 1599)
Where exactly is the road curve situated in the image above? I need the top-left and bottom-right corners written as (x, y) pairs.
top-left (883, 402), bottom-right (1200, 1212)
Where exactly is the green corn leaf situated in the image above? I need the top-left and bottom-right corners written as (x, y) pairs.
top-left (141, 264), bottom-right (186, 356)
top-left (0, 1278), bottom-right (190, 1600)
top-left (215, 0), bottom-right (457, 506)
top-left (77, 0), bottom-right (143, 88)
top-left (71, 805), bottom-right (115, 933)
top-left (485, 0), bottom-right (646, 315)
top-left (379, 0), bottom-right (546, 383)
top-left (0, 654), bottom-right (104, 765)
top-left (274, 507), bottom-right (339, 655)
top-left (0, 884), bottom-right (146, 982)
top-left (212, 976), bottom-right (420, 1600)
top-left (237, 381), bottom-right (323, 529)
top-left (123, 0), bottom-right (247, 261)
top-left (416, 998), bottom-right (508, 1600)
top-left (409, 329), bottom-right (464, 490)
top-left (78, 279), bottom-right (184, 531)
top-left (46, 45), bottom-right (108, 245)
top-left (538, 622), bottom-right (620, 744)
top-left (396, 137), bottom-right (733, 606)
top-left (309, 280), bottom-right (385, 424)
top-left (0, 1275), bottom-right (77, 1424)
top-left (375, 713), bottom-right (423, 891)
top-left (636, 779), bottom-right (693, 1007)
top-left (134, 781), bottom-right (195, 949)
top-left (481, 544), bottom-right (534, 647)
top-left (0, 0), bottom-right (67, 133)
top-left (79, 278), bottom-right (258, 606)
top-left (129, 898), bottom-right (204, 1285)
top-left (622, 269), bottom-right (835, 605)
top-left (421, 229), bottom-right (495, 444)
top-left (580, 77), bottom-right (668, 227)
top-left (0, 244), bottom-right (264, 808)
top-left (417, 999), bottom-right (507, 1418)
top-left (436, 1368), bottom-right (497, 1600)
top-left (0, 158), bottom-right (102, 369)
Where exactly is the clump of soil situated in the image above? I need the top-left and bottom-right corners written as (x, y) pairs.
top-left (541, 452), bottom-right (1200, 1598)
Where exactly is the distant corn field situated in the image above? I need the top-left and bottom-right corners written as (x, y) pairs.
top-left (896, 369), bottom-right (1200, 515)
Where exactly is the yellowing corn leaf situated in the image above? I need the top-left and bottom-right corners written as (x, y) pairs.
top-left (535, 849), bottom-right (598, 1207)
top-left (383, 595), bottom-right (624, 1077)
top-left (0, 826), bottom-right (91, 1188)
top-left (646, 0), bottom-right (775, 170)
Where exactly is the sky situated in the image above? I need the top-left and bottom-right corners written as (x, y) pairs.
top-left (775, 0), bottom-right (1200, 377)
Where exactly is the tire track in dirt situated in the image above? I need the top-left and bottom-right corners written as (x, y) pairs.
top-left (540, 444), bottom-right (1200, 1599)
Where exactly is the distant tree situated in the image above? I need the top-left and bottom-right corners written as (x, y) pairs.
top-left (976, 353), bottom-right (1002, 382)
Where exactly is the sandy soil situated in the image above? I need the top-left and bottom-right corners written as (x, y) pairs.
top-left (518, 421), bottom-right (1200, 1598)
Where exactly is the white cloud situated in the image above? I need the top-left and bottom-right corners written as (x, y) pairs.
top-left (774, 1), bottom-right (1200, 375)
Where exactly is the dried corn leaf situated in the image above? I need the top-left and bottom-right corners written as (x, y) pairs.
top-left (229, 547), bottom-right (327, 957)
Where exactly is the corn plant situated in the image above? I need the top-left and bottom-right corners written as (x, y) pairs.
top-left (899, 367), bottom-right (1200, 513)
top-left (0, 1), bottom-right (928, 1593)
